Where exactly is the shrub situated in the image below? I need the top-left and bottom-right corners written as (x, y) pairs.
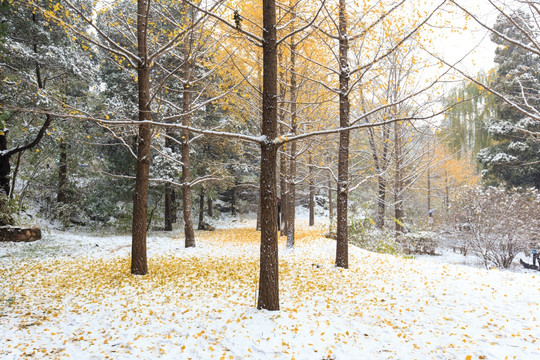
top-left (453, 186), bottom-right (540, 269)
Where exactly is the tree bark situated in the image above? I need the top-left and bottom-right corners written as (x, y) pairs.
top-left (181, 26), bottom-right (196, 248)
top-left (164, 183), bottom-right (173, 231)
top-left (257, 0), bottom-right (279, 311)
top-left (10, 150), bottom-right (23, 199)
top-left (286, 19), bottom-right (297, 249)
top-left (328, 176), bottom-right (333, 222)
top-left (182, 90), bottom-right (196, 247)
top-left (335, 0), bottom-right (350, 269)
top-left (309, 161), bottom-right (315, 227)
top-left (376, 176), bottom-right (387, 229)
top-left (394, 120), bottom-right (404, 235)
top-left (279, 143), bottom-right (288, 236)
top-left (198, 187), bottom-right (205, 229)
top-left (0, 133), bottom-right (10, 196)
top-left (230, 186), bottom-right (237, 216)
top-left (171, 189), bottom-right (177, 223)
top-left (164, 123), bottom-right (175, 231)
top-left (57, 139), bottom-right (67, 204)
top-left (207, 196), bottom-right (213, 217)
top-left (131, 0), bottom-right (152, 275)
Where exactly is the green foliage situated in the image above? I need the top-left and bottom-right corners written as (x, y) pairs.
top-left (0, 193), bottom-right (16, 226)
top-left (478, 11), bottom-right (540, 189)
top-left (349, 215), bottom-right (398, 254)
top-left (441, 72), bottom-right (496, 164)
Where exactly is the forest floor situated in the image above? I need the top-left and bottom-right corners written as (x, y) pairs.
top-left (0, 221), bottom-right (539, 359)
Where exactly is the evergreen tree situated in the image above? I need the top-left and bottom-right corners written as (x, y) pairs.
top-left (478, 11), bottom-right (540, 188)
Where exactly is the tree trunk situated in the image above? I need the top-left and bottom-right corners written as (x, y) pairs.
top-left (309, 163), bottom-right (315, 227)
top-left (198, 187), bottom-right (205, 229)
top-left (131, 0), bottom-right (152, 275)
top-left (57, 139), bottom-right (67, 204)
top-left (257, 0), bottom-right (279, 311)
top-left (335, 0), bottom-right (350, 269)
top-left (394, 120), bottom-right (404, 235)
top-left (171, 189), bottom-right (177, 223)
top-left (207, 196), bottom-right (213, 217)
top-left (164, 183), bottom-right (173, 231)
top-left (0, 133), bottom-right (10, 196)
top-left (164, 124), bottom-right (175, 231)
top-left (181, 34), bottom-right (196, 248)
top-left (10, 150), bottom-right (23, 199)
top-left (279, 145), bottom-right (288, 236)
top-left (376, 176), bottom-right (386, 229)
top-left (328, 176), bottom-right (333, 222)
top-left (286, 9), bottom-right (297, 248)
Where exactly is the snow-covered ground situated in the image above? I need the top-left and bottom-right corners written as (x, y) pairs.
top-left (0, 221), bottom-right (539, 359)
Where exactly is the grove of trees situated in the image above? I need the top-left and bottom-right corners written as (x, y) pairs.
top-left (1, 0), bottom-right (539, 310)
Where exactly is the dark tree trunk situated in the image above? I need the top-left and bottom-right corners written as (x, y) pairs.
top-left (171, 189), bottom-right (177, 223)
top-left (279, 146), bottom-right (288, 236)
top-left (198, 187), bottom-right (205, 230)
top-left (394, 121), bottom-right (404, 235)
top-left (286, 21), bottom-right (297, 249)
top-left (131, 0), bottom-right (152, 275)
top-left (335, 0), bottom-right (350, 269)
top-left (164, 125), bottom-right (175, 231)
top-left (0, 133), bottom-right (10, 196)
top-left (182, 39), bottom-right (196, 248)
top-left (309, 162), bottom-right (315, 227)
top-left (57, 140), bottom-right (67, 204)
top-left (164, 183), bottom-right (173, 231)
top-left (257, 0), bottom-right (279, 311)
top-left (207, 196), bottom-right (213, 217)
top-left (376, 176), bottom-right (387, 229)
top-left (278, 42), bottom-right (287, 237)
top-left (230, 186), bottom-right (237, 216)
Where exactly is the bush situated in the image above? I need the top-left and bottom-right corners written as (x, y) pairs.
top-left (453, 186), bottom-right (540, 269)
top-left (396, 231), bottom-right (438, 255)
top-left (349, 216), bottom-right (398, 254)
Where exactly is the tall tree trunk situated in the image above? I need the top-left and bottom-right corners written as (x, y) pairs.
top-left (0, 133), bottom-right (11, 196)
top-left (198, 187), bottom-right (205, 229)
top-left (279, 144), bottom-right (288, 236)
top-left (309, 158), bottom-right (315, 227)
top-left (171, 189), bottom-right (177, 223)
top-left (328, 176), bottom-right (333, 222)
top-left (164, 183), bottom-right (173, 231)
top-left (376, 176), bottom-right (387, 229)
top-left (278, 37), bottom-right (288, 237)
top-left (164, 126), bottom-right (175, 231)
top-left (286, 7), bottom-right (297, 248)
top-left (335, 0), bottom-right (350, 269)
top-left (394, 120), bottom-right (404, 235)
top-left (182, 85), bottom-right (196, 247)
top-left (131, 0), bottom-right (152, 275)
top-left (427, 135), bottom-right (432, 213)
top-left (181, 25), bottom-right (196, 247)
top-left (207, 196), bottom-right (213, 217)
top-left (257, 0), bottom-right (279, 311)
top-left (57, 139), bottom-right (67, 204)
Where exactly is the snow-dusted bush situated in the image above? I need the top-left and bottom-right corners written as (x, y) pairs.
top-left (396, 231), bottom-right (438, 255)
top-left (454, 186), bottom-right (540, 269)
